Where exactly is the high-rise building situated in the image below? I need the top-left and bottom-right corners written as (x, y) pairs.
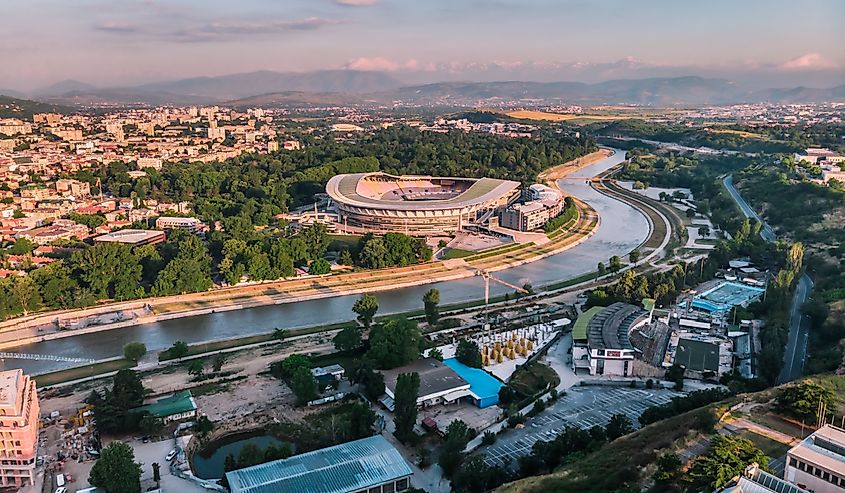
top-left (0, 370), bottom-right (40, 487)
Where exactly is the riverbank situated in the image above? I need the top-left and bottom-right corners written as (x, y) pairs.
top-left (0, 166), bottom-right (603, 351)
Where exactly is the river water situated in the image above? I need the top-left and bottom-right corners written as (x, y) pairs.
top-left (2, 149), bottom-right (648, 374)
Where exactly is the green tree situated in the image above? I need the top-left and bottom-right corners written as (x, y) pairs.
top-left (168, 340), bottom-right (190, 360)
top-left (604, 413), bottom-right (633, 440)
top-left (423, 288), bottom-right (440, 326)
top-left (427, 347), bottom-right (444, 361)
top-left (628, 250), bottom-right (640, 263)
top-left (653, 452), bottom-right (682, 483)
top-left (348, 359), bottom-right (385, 399)
top-left (338, 249), bottom-right (354, 266)
top-left (393, 372), bottom-right (420, 443)
top-left (123, 342), bottom-right (147, 363)
top-left (609, 255), bottom-right (622, 272)
top-left (455, 339), bottom-right (482, 368)
top-left (775, 381), bottom-right (835, 422)
top-left (333, 326), bottom-right (363, 352)
top-left (211, 354), bottom-right (226, 373)
top-left (290, 366), bottom-right (318, 405)
top-left (70, 242), bottom-right (143, 300)
top-left (688, 435), bottom-right (768, 489)
top-left (366, 318), bottom-right (421, 369)
top-left (138, 413), bottom-right (162, 436)
top-left (302, 223), bottom-right (329, 261)
top-left (352, 293), bottom-right (379, 328)
top-left (309, 258), bottom-right (331, 275)
top-left (187, 359), bottom-right (205, 377)
top-left (88, 441), bottom-right (142, 493)
top-left (111, 369), bottom-right (145, 409)
top-left (8, 238), bottom-right (35, 255)
top-left (597, 262), bottom-right (606, 276)
top-left (194, 415), bottom-right (214, 435)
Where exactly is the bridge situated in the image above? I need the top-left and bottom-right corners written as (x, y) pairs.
top-left (0, 352), bottom-right (97, 364)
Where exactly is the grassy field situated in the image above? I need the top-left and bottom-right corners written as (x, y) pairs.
top-left (737, 430), bottom-right (790, 459)
top-left (35, 358), bottom-right (135, 387)
top-left (442, 247), bottom-right (476, 260)
top-left (508, 362), bottom-right (561, 397)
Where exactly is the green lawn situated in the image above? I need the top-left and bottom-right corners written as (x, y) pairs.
top-left (442, 247), bottom-right (475, 260)
top-left (737, 430), bottom-right (790, 459)
top-left (34, 359), bottom-right (135, 387)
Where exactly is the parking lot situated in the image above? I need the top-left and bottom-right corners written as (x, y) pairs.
top-left (483, 386), bottom-right (684, 467)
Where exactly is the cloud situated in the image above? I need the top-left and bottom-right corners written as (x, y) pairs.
top-left (779, 53), bottom-right (839, 70)
top-left (334, 0), bottom-right (380, 5)
top-left (93, 17), bottom-right (340, 43)
top-left (345, 57), bottom-right (435, 71)
top-left (93, 21), bottom-right (140, 33)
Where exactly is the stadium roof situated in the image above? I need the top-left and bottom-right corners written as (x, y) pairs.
top-left (226, 435), bottom-right (413, 493)
top-left (131, 391), bottom-right (196, 418)
top-left (572, 306), bottom-right (604, 343)
top-left (587, 302), bottom-right (646, 350)
top-left (326, 172), bottom-right (520, 211)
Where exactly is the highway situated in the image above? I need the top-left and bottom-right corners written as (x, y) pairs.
top-left (722, 174), bottom-right (812, 384)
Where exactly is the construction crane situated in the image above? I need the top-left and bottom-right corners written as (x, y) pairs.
top-left (476, 269), bottom-right (529, 334)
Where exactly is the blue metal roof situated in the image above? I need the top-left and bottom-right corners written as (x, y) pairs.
top-left (226, 435), bottom-right (412, 493)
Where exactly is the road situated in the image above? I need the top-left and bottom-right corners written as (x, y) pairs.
top-left (722, 174), bottom-right (813, 384)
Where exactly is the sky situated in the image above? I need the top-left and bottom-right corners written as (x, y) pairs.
top-left (2, 0), bottom-right (844, 91)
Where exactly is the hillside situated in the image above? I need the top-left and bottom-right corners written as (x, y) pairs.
top-left (0, 95), bottom-right (74, 119)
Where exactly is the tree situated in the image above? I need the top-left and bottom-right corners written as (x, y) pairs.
top-left (366, 318), bottom-right (421, 369)
top-left (338, 249), bottom-right (354, 266)
top-left (211, 354), bottom-right (226, 373)
top-left (111, 369), bottom-right (145, 409)
top-left (688, 435), bottom-right (768, 489)
top-left (776, 381), bottom-right (835, 422)
top-left (168, 340), bottom-right (189, 360)
top-left (194, 415), bottom-right (214, 435)
top-left (653, 453), bottom-right (682, 483)
top-left (272, 328), bottom-right (288, 341)
top-left (333, 326), bottom-right (363, 352)
top-left (604, 413), bottom-right (633, 440)
top-left (439, 419), bottom-right (475, 477)
top-left (123, 342), bottom-right (146, 363)
top-left (422, 288), bottom-right (440, 326)
top-left (187, 359), bottom-right (205, 377)
top-left (597, 262), bottom-right (606, 276)
top-left (290, 366), bottom-right (318, 405)
top-left (628, 250), bottom-right (640, 263)
top-left (393, 372), bottom-right (420, 443)
top-left (309, 258), bottom-right (331, 275)
top-left (138, 413), bottom-right (162, 436)
top-left (427, 347), bottom-right (444, 361)
top-left (609, 255), bottom-right (622, 272)
top-left (301, 223), bottom-right (329, 261)
top-left (88, 441), bottom-right (142, 493)
top-left (348, 359), bottom-right (385, 399)
top-left (352, 294), bottom-right (379, 328)
top-left (455, 339), bottom-right (482, 368)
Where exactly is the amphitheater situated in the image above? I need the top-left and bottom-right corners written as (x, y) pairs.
top-left (326, 172), bottom-right (520, 234)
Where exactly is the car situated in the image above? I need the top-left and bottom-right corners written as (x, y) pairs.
top-left (166, 449), bottom-right (177, 461)
top-left (55, 488), bottom-right (67, 493)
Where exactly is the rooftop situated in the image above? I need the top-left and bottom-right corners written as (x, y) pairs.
top-left (587, 302), bottom-right (646, 350)
top-left (93, 229), bottom-right (166, 244)
top-left (383, 358), bottom-right (469, 399)
top-left (788, 424), bottom-right (845, 475)
top-left (442, 358), bottom-right (504, 406)
top-left (572, 306), bottom-right (604, 343)
top-left (132, 390), bottom-right (196, 418)
top-left (0, 369), bottom-right (23, 408)
top-left (225, 435), bottom-right (412, 493)
top-left (327, 172), bottom-right (519, 211)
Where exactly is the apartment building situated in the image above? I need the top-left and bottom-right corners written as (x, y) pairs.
top-left (0, 370), bottom-right (40, 487)
top-left (155, 216), bottom-right (202, 232)
top-left (785, 424), bottom-right (845, 492)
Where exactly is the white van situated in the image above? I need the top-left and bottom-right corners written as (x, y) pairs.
top-left (55, 473), bottom-right (66, 487)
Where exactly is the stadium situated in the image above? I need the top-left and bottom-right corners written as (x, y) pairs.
top-left (326, 172), bottom-right (521, 234)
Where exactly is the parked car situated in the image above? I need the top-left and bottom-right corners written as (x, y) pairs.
top-left (166, 449), bottom-right (177, 461)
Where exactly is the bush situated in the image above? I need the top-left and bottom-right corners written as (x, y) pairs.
top-left (481, 431), bottom-right (497, 445)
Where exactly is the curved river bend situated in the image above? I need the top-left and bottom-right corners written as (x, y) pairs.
top-left (3, 150), bottom-right (648, 374)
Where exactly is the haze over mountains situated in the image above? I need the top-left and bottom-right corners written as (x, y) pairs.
top-left (3, 70), bottom-right (844, 108)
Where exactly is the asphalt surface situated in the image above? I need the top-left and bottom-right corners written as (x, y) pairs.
top-left (722, 174), bottom-right (813, 384)
top-left (482, 386), bottom-right (684, 467)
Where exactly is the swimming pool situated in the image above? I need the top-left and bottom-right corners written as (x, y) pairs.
top-left (443, 358), bottom-right (504, 408)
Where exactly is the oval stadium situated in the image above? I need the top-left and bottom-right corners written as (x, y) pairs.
top-left (326, 172), bottom-right (521, 234)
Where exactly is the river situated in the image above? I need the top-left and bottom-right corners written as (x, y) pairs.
top-left (2, 149), bottom-right (649, 374)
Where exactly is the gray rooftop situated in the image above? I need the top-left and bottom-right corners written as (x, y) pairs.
top-left (383, 358), bottom-right (469, 399)
top-left (226, 435), bottom-right (412, 493)
top-left (587, 302), bottom-right (647, 351)
top-left (326, 172), bottom-right (519, 211)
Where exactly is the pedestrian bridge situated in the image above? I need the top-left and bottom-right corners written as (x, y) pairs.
top-left (0, 352), bottom-right (97, 364)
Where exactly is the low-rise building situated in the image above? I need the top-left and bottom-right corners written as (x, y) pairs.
top-left (155, 216), bottom-right (202, 232)
top-left (226, 435), bottom-right (413, 493)
top-left (93, 229), bottom-right (166, 247)
top-left (0, 369), bottom-right (40, 487)
top-left (716, 463), bottom-right (808, 493)
top-left (16, 222), bottom-right (89, 245)
top-left (785, 424), bottom-right (845, 492)
top-left (131, 390), bottom-right (197, 424)
top-left (382, 358), bottom-right (470, 409)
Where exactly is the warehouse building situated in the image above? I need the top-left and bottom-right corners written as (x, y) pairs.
top-left (226, 435), bottom-right (413, 493)
top-left (381, 358), bottom-right (470, 410)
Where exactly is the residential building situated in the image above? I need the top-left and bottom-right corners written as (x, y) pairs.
top-left (137, 157), bottom-right (163, 170)
top-left (0, 369), bottom-right (40, 487)
top-left (16, 222), bottom-right (89, 245)
top-left (55, 179), bottom-right (90, 197)
top-left (131, 390), bottom-right (197, 424)
top-left (226, 435), bottom-right (413, 493)
top-left (785, 424), bottom-right (845, 492)
top-left (500, 184), bottom-right (565, 232)
top-left (795, 148), bottom-right (845, 165)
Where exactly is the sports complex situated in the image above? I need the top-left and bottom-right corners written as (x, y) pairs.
top-left (325, 172), bottom-right (521, 234)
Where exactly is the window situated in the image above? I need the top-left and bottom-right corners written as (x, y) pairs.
top-left (789, 457), bottom-right (797, 467)
top-left (383, 482), bottom-right (395, 493)
top-left (396, 478), bottom-right (409, 491)
top-left (368, 487), bottom-right (381, 493)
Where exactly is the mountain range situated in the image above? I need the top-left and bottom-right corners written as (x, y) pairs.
top-left (2, 71), bottom-right (843, 108)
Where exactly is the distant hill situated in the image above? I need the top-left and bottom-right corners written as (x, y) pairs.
top-left (32, 79), bottom-right (96, 96)
top-left (0, 95), bottom-right (74, 119)
top-left (223, 91), bottom-right (373, 108)
top-left (39, 87), bottom-right (210, 107)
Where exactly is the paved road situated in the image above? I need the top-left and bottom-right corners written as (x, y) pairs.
top-left (482, 386), bottom-right (684, 467)
top-left (722, 174), bottom-right (813, 384)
